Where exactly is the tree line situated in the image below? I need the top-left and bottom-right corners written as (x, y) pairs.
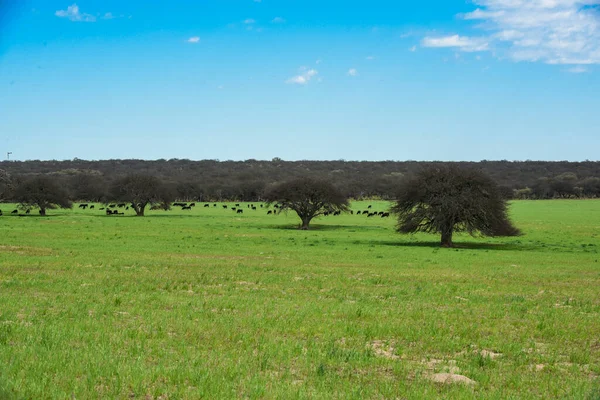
top-left (1, 165), bottom-right (522, 248)
top-left (1, 159), bottom-right (600, 203)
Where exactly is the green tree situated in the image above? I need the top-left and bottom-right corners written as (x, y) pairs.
top-left (264, 177), bottom-right (349, 230)
top-left (110, 174), bottom-right (173, 216)
top-left (13, 176), bottom-right (73, 216)
top-left (391, 165), bottom-right (521, 247)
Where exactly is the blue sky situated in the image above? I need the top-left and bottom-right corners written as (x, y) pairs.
top-left (1, 0), bottom-right (599, 162)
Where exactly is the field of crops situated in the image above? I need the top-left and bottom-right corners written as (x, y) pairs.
top-left (0, 200), bottom-right (599, 399)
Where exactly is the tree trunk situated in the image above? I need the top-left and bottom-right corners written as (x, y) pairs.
top-left (441, 229), bottom-right (453, 248)
top-left (39, 207), bottom-right (46, 216)
top-left (300, 217), bottom-right (311, 230)
top-left (134, 202), bottom-right (145, 216)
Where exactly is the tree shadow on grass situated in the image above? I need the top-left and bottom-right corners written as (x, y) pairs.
top-left (267, 224), bottom-right (383, 232)
top-left (365, 240), bottom-right (538, 252)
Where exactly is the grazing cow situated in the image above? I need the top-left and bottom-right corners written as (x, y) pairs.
top-left (213, 204), bottom-right (217, 207)
top-left (106, 209), bottom-right (112, 215)
top-left (26, 209), bottom-right (30, 214)
top-left (11, 210), bottom-right (18, 214)
top-left (237, 209), bottom-right (243, 214)
top-left (267, 210), bottom-right (272, 215)
top-left (190, 203), bottom-right (196, 207)
top-left (236, 203), bottom-right (240, 207)
top-left (99, 207), bottom-right (105, 211)
top-left (118, 203), bottom-right (126, 208)
top-left (204, 204), bottom-right (210, 207)
top-left (90, 205), bottom-right (95, 209)
top-left (109, 204), bottom-right (116, 208)
top-left (381, 212), bottom-right (390, 218)
top-left (260, 204), bottom-right (263, 208)
top-left (223, 205), bottom-right (227, 209)
top-left (126, 207), bottom-right (129, 210)
top-left (78, 204), bottom-right (88, 209)
top-left (252, 206), bottom-right (257, 210)
top-left (232, 208), bottom-right (237, 211)
top-left (182, 205), bottom-right (192, 210)
top-left (368, 205), bottom-right (372, 209)
top-left (367, 213), bottom-right (375, 217)
top-left (362, 211), bottom-right (369, 215)
top-left (0, 210), bottom-right (2, 216)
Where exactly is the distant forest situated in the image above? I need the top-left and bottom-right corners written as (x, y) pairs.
top-left (1, 159), bottom-right (600, 201)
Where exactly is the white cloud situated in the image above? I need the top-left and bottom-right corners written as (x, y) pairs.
top-left (409, 45), bottom-right (417, 52)
top-left (366, 55), bottom-right (376, 60)
top-left (271, 17), bottom-right (286, 23)
top-left (55, 4), bottom-right (96, 22)
top-left (427, 0), bottom-right (600, 65)
top-left (103, 12), bottom-right (114, 20)
top-left (244, 18), bottom-right (256, 24)
top-left (286, 68), bottom-right (319, 85)
top-left (315, 59), bottom-right (322, 64)
top-left (422, 35), bottom-right (490, 52)
top-left (347, 68), bottom-right (358, 76)
top-left (187, 36), bottom-right (200, 43)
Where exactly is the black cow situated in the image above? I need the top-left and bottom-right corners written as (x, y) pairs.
top-left (368, 205), bottom-right (372, 209)
top-left (267, 210), bottom-right (273, 215)
top-left (90, 205), bottom-right (95, 209)
top-left (237, 209), bottom-right (243, 214)
top-left (78, 204), bottom-right (88, 209)
top-left (381, 212), bottom-right (390, 218)
top-left (11, 210), bottom-right (18, 214)
top-left (204, 204), bottom-right (210, 207)
top-left (223, 205), bottom-right (227, 209)
top-left (190, 203), bottom-right (196, 207)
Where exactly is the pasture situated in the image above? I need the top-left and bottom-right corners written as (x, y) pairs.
top-left (0, 200), bottom-right (599, 399)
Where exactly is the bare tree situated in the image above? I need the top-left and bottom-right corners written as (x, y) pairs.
top-left (110, 174), bottom-right (173, 216)
top-left (264, 177), bottom-right (349, 230)
top-left (13, 176), bottom-right (73, 216)
top-left (391, 165), bottom-right (521, 247)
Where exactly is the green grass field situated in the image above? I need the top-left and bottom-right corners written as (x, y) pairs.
top-left (0, 200), bottom-right (599, 399)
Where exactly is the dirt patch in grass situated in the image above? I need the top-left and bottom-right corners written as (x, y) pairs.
top-left (0, 245), bottom-right (54, 256)
top-left (368, 340), bottom-right (401, 360)
top-left (429, 373), bottom-right (477, 385)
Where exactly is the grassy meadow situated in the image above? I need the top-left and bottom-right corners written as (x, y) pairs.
top-left (0, 200), bottom-right (599, 399)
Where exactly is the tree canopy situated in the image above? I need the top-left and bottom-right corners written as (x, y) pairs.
top-left (264, 177), bottom-right (349, 230)
top-left (13, 176), bottom-right (73, 216)
top-left (391, 165), bottom-right (521, 247)
top-left (110, 174), bottom-right (173, 216)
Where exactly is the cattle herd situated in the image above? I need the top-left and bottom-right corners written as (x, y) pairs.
top-left (0, 203), bottom-right (391, 218)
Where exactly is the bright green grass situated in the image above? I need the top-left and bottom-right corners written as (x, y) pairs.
top-left (0, 200), bottom-right (599, 399)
